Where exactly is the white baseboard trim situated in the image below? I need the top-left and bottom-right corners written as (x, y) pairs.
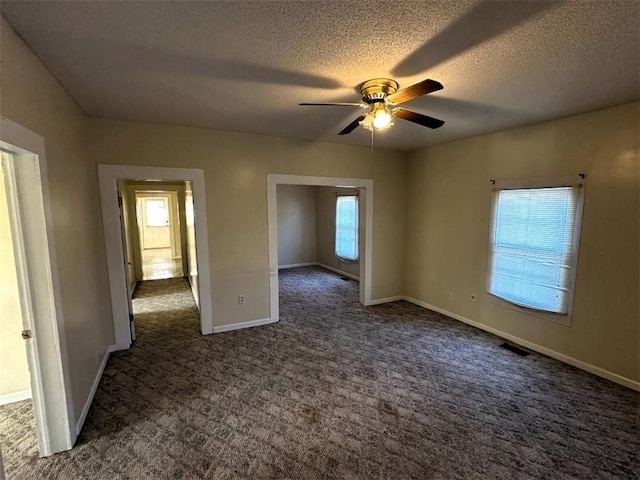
top-left (317, 263), bottom-right (360, 281)
top-left (403, 296), bottom-right (640, 392)
top-left (188, 275), bottom-right (200, 308)
top-left (366, 295), bottom-right (404, 306)
top-left (213, 317), bottom-right (278, 334)
top-left (278, 262), bottom-right (318, 269)
top-left (75, 345), bottom-right (116, 435)
top-left (0, 389), bottom-right (31, 406)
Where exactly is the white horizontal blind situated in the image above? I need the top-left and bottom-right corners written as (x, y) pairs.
top-left (488, 186), bottom-right (580, 314)
top-left (335, 195), bottom-right (358, 261)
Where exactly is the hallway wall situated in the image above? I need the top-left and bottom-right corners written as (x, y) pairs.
top-left (118, 180), bottom-right (138, 297)
top-left (184, 181), bottom-right (199, 306)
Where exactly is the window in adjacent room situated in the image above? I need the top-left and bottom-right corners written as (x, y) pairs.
top-left (487, 176), bottom-right (584, 325)
top-left (335, 194), bottom-right (358, 262)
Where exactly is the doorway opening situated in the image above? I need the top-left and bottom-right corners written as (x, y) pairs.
top-left (99, 165), bottom-right (213, 351)
top-left (136, 190), bottom-right (184, 280)
top-left (0, 117), bottom-right (75, 462)
top-left (267, 174), bottom-right (373, 322)
top-left (116, 179), bottom-right (196, 341)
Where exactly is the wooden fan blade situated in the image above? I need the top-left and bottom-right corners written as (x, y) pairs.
top-left (338, 115), bottom-right (366, 135)
top-left (385, 79), bottom-right (443, 105)
top-left (392, 108), bottom-right (445, 129)
top-left (299, 102), bottom-right (366, 107)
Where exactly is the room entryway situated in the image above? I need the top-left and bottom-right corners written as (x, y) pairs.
top-left (98, 164), bottom-right (214, 350)
top-left (267, 174), bottom-right (373, 324)
top-left (275, 183), bottom-right (363, 307)
top-left (134, 191), bottom-right (184, 281)
top-left (116, 180), bottom-right (196, 342)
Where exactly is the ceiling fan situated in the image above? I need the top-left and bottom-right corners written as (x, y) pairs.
top-left (299, 78), bottom-right (445, 135)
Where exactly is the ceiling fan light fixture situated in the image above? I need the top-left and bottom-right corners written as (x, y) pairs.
top-left (300, 77), bottom-right (444, 135)
top-left (372, 108), bottom-right (392, 130)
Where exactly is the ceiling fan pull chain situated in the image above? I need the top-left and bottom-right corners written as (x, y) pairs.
top-left (371, 127), bottom-right (374, 154)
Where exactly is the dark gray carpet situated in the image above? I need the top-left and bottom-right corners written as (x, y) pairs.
top-left (1, 266), bottom-right (638, 479)
top-left (0, 400), bottom-right (37, 477)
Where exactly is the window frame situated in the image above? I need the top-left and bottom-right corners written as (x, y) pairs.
top-left (486, 174), bottom-right (586, 326)
top-left (335, 193), bottom-right (359, 263)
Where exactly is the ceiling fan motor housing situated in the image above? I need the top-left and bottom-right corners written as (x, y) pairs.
top-left (360, 78), bottom-right (399, 103)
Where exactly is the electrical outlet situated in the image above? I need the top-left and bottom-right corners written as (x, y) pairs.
top-left (446, 291), bottom-right (452, 300)
top-left (238, 295), bottom-right (245, 304)
top-left (470, 293), bottom-right (477, 301)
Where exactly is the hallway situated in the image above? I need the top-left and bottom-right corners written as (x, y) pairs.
top-left (131, 277), bottom-right (198, 338)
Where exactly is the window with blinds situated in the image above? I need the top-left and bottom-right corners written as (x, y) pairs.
top-left (487, 185), bottom-right (582, 315)
top-left (335, 195), bottom-right (358, 262)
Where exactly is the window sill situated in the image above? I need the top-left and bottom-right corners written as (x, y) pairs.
top-left (487, 293), bottom-right (572, 327)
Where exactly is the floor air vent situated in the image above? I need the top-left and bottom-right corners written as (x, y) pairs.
top-left (501, 343), bottom-right (530, 357)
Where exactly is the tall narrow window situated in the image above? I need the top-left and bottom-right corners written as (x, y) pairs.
top-left (488, 184), bottom-right (583, 316)
top-left (335, 195), bottom-right (358, 262)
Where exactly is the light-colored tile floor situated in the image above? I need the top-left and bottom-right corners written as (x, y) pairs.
top-left (142, 248), bottom-right (183, 280)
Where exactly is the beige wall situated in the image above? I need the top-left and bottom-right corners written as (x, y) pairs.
top-left (0, 160), bottom-right (31, 397)
top-left (405, 102), bottom-right (640, 382)
top-left (277, 185), bottom-right (317, 267)
top-left (87, 119), bottom-right (408, 326)
top-left (316, 187), bottom-right (362, 279)
top-left (1, 18), bottom-right (115, 421)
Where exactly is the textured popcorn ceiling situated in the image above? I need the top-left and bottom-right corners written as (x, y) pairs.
top-left (1, 1), bottom-right (638, 150)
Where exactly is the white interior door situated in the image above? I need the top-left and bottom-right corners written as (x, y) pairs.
top-left (0, 143), bottom-right (73, 456)
top-left (0, 154), bottom-right (31, 405)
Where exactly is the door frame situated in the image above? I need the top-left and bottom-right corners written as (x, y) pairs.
top-left (267, 174), bottom-right (374, 322)
top-left (0, 117), bottom-right (75, 456)
top-left (98, 165), bottom-right (213, 350)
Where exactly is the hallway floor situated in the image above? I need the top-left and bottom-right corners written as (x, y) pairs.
top-left (141, 248), bottom-right (183, 280)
